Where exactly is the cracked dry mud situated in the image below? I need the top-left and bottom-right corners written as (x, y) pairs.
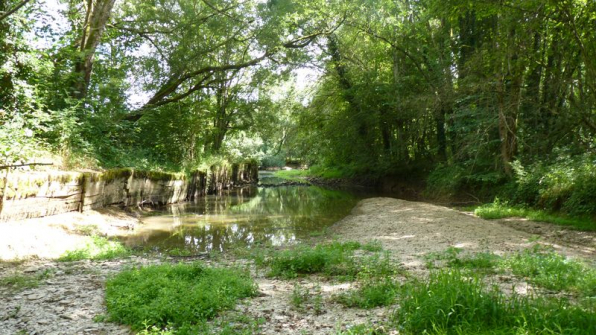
top-left (2, 198), bottom-right (595, 335)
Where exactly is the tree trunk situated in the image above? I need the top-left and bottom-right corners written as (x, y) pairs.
top-left (71, 0), bottom-right (117, 100)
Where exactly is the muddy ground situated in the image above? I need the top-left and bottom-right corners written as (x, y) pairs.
top-left (1, 198), bottom-right (595, 335)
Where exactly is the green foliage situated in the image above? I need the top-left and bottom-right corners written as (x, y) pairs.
top-left (506, 156), bottom-right (596, 217)
top-left (263, 241), bottom-right (396, 280)
top-left (58, 236), bottom-right (130, 262)
top-left (475, 199), bottom-right (596, 231)
top-left (396, 270), bottom-right (596, 335)
top-left (336, 279), bottom-right (399, 309)
top-left (273, 166), bottom-right (355, 182)
top-left (105, 262), bottom-right (257, 332)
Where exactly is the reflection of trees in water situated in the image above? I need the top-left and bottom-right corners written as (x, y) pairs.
top-left (151, 221), bottom-right (298, 252)
top-left (131, 186), bottom-right (357, 252)
top-left (232, 186), bottom-right (356, 217)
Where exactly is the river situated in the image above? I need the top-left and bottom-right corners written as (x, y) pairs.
top-left (120, 172), bottom-right (360, 253)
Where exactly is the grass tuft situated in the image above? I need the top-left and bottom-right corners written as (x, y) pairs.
top-left (264, 242), bottom-right (396, 280)
top-left (425, 247), bottom-right (501, 271)
top-left (336, 279), bottom-right (399, 309)
top-left (0, 269), bottom-right (55, 291)
top-left (105, 262), bottom-right (257, 332)
top-left (58, 235), bottom-right (130, 261)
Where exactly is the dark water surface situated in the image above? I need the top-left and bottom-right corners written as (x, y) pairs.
top-left (121, 174), bottom-right (360, 253)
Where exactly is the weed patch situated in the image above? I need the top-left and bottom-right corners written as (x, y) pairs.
top-left (336, 279), bottom-right (399, 309)
top-left (0, 269), bottom-right (55, 291)
top-left (396, 270), bottom-right (596, 334)
top-left (290, 284), bottom-right (324, 314)
top-left (58, 235), bottom-right (130, 261)
top-left (105, 262), bottom-right (257, 333)
top-left (264, 242), bottom-right (396, 280)
top-left (0, 274), bottom-right (39, 291)
top-left (475, 200), bottom-right (596, 231)
top-left (424, 247), bottom-right (500, 271)
top-left (502, 246), bottom-right (596, 296)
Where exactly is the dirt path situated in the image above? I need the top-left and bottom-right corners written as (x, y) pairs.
top-left (1, 198), bottom-right (595, 335)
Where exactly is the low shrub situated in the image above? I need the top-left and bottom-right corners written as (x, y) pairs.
top-left (105, 262), bottom-right (257, 333)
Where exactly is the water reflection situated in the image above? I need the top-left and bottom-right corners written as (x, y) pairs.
top-left (122, 185), bottom-right (358, 253)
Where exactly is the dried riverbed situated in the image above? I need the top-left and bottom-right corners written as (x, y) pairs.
top-left (1, 198), bottom-right (595, 334)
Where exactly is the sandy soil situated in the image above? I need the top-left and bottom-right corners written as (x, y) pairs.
top-left (0, 209), bottom-right (139, 261)
top-left (330, 198), bottom-right (596, 270)
top-left (1, 198), bottom-right (595, 335)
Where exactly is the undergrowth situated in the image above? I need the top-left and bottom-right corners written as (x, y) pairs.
top-left (105, 262), bottom-right (257, 333)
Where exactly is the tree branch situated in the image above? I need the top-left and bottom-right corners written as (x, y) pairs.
top-left (0, 0), bottom-right (32, 22)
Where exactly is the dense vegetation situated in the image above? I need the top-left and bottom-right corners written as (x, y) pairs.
top-left (1, 0), bottom-right (595, 216)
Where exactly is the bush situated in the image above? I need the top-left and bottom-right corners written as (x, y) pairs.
top-left (510, 155), bottom-right (596, 216)
top-left (105, 262), bottom-right (257, 332)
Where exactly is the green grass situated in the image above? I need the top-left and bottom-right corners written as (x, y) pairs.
top-left (362, 240), bottom-right (383, 252)
top-left (424, 247), bottom-right (501, 271)
top-left (272, 169), bottom-right (312, 183)
top-left (290, 284), bottom-right (324, 314)
top-left (336, 279), bottom-right (399, 309)
top-left (105, 262), bottom-right (257, 333)
top-left (0, 268), bottom-right (55, 291)
top-left (396, 270), bottom-right (596, 335)
top-left (273, 166), bottom-right (350, 181)
top-left (474, 201), bottom-right (596, 231)
top-left (58, 235), bottom-right (130, 261)
top-left (425, 246), bottom-right (596, 297)
top-left (263, 242), bottom-right (396, 280)
top-left (502, 245), bottom-right (596, 296)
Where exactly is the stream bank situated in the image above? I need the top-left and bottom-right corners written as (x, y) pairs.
top-left (0, 160), bottom-right (258, 222)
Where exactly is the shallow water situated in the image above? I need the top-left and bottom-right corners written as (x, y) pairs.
top-left (121, 181), bottom-right (359, 253)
